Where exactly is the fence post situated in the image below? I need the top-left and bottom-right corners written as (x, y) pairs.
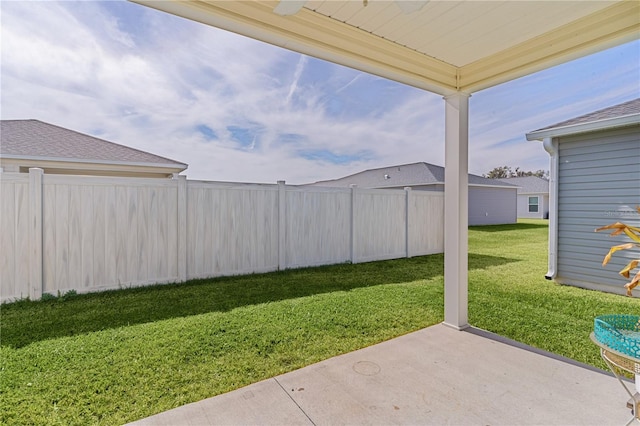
top-left (405, 187), bottom-right (412, 258)
top-left (278, 180), bottom-right (286, 270)
top-left (29, 168), bottom-right (43, 300)
top-left (350, 184), bottom-right (357, 264)
top-left (176, 175), bottom-right (187, 282)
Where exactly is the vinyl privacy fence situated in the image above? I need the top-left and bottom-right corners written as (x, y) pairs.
top-left (0, 169), bottom-right (444, 302)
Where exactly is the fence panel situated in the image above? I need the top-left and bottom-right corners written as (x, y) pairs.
top-left (285, 186), bottom-right (351, 268)
top-left (0, 172), bottom-right (444, 302)
top-left (353, 189), bottom-right (407, 263)
top-left (186, 182), bottom-right (279, 278)
top-left (408, 191), bottom-right (445, 256)
top-left (0, 174), bottom-right (30, 300)
top-left (40, 175), bottom-right (179, 296)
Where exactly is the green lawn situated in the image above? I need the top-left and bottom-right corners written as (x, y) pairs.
top-left (1, 220), bottom-right (637, 425)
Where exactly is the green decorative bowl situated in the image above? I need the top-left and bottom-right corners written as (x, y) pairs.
top-left (594, 314), bottom-right (640, 360)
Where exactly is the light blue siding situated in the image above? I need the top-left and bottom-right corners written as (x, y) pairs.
top-left (556, 125), bottom-right (640, 295)
top-left (468, 187), bottom-right (517, 226)
top-left (381, 183), bottom-right (515, 225)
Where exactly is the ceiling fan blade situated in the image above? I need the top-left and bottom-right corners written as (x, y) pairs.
top-left (395, 1), bottom-right (428, 14)
top-left (274, 0), bottom-right (308, 16)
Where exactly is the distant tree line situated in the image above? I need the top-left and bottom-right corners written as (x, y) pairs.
top-left (483, 166), bottom-right (549, 179)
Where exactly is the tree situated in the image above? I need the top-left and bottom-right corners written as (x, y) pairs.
top-left (483, 166), bottom-right (511, 179)
top-left (484, 166), bottom-right (548, 179)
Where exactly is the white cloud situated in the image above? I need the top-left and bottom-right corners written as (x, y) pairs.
top-left (1, 1), bottom-right (638, 184)
top-left (286, 55), bottom-right (308, 106)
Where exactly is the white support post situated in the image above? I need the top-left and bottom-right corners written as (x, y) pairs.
top-left (29, 168), bottom-right (43, 300)
top-left (176, 175), bottom-right (187, 282)
top-left (443, 93), bottom-right (470, 330)
top-left (278, 180), bottom-right (286, 270)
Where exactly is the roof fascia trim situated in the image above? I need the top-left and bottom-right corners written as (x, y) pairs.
top-left (469, 183), bottom-right (519, 189)
top-left (459, 1), bottom-right (640, 93)
top-left (314, 182), bottom-right (516, 189)
top-left (132, 0), bottom-right (458, 95)
top-left (0, 154), bottom-right (188, 171)
top-left (525, 114), bottom-right (640, 141)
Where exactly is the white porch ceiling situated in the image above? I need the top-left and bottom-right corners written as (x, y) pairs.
top-left (133, 0), bottom-right (639, 96)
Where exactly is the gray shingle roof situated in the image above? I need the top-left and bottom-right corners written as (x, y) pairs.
top-left (497, 176), bottom-right (549, 194)
top-left (310, 162), bottom-right (516, 188)
top-left (0, 119), bottom-right (186, 168)
top-left (532, 98), bottom-right (640, 132)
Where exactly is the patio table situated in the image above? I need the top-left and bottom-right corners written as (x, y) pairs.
top-left (591, 333), bottom-right (640, 425)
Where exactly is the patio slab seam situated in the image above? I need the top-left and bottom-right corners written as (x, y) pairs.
top-left (272, 377), bottom-right (317, 426)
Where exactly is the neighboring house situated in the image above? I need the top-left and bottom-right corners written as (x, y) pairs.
top-left (526, 98), bottom-right (640, 296)
top-left (497, 176), bottom-right (549, 219)
top-left (0, 120), bottom-right (187, 178)
top-left (309, 162), bottom-right (517, 226)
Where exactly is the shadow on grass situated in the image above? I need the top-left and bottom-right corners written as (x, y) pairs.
top-left (1, 253), bottom-right (518, 348)
top-left (470, 222), bottom-right (548, 232)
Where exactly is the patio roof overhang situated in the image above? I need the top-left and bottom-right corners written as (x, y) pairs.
top-left (132, 1), bottom-right (639, 96)
top-left (131, 0), bottom-right (640, 329)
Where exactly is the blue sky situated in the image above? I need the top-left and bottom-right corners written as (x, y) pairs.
top-left (1, 1), bottom-right (638, 183)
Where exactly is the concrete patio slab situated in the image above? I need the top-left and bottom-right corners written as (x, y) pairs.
top-left (129, 324), bottom-right (632, 425)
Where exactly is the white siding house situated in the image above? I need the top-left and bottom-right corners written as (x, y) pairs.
top-left (309, 162), bottom-right (517, 226)
top-left (498, 177), bottom-right (550, 219)
top-left (0, 120), bottom-right (187, 178)
top-left (527, 98), bottom-right (640, 296)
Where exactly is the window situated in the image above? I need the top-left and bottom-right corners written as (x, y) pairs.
top-left (528, 196), bottom-right (539, 213)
